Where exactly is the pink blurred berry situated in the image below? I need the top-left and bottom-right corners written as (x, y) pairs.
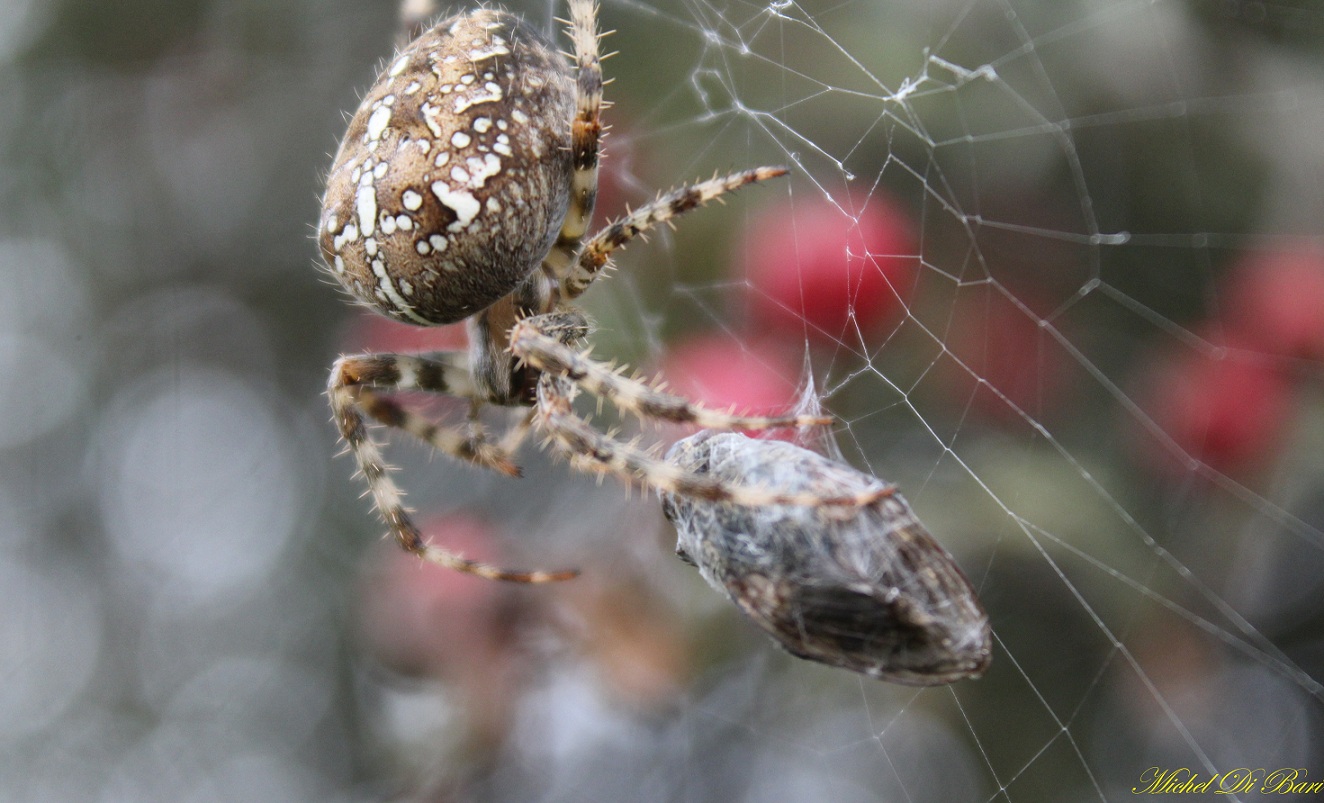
top-left (738, 193), bottom-right (917, 342)
top-left (943, 292), bottom-right (1071, 423)
top-left (358, 515), bottom-right (508, 676)
top-left (344, 309), bottom-right (468, 354)
top-left (1138, 335), bottom-right (1293, 478)
top-left (1221, 247), bottom-right (1324, 361)
top-left (661, 332), bottom-right (805, 420)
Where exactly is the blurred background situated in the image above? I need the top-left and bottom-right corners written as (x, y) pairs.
top-left (5, 0), bottom-right (1324, 799)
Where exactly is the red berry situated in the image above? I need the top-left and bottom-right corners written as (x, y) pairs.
top-left (357, 516), bottom-right (506, 675)
top-left (942, 292), bottom-right (1071, 423)
top-left (1137, 335), bottom-right (1293, 478)
top-left (661, 332), bottom-right (805, 419)
top-left (1222, 247), bottom-right (1324, 361)
top-left (738, 193), bottom-right (917, 342)
top-left (344, 309), bottom-right (468, 354)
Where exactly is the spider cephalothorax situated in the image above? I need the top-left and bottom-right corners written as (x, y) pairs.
top-left (321, 1), bottom-right (887, 582)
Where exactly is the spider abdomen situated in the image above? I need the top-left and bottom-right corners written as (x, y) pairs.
top-left (320, 10), bottom-right (575, 325)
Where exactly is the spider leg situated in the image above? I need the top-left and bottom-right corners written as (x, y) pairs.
top-left (562, 167), bottom-right (788, 299)
top-left (533, 372), bottom-right (893, 508)
top-left (542, 0), bottom-right (603, 279)
top-left (330, 354), bottom-right (578, 582)
top-left (331, 353), bottom-right (519, 476)
top-left (496, 408), bottom-right (538, 456)
top-left (510, 313), bottom-right (831, 431)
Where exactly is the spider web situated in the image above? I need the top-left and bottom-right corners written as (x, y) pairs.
top-left (4, 0), bottom-right (1324, 800)
top-left (471, 0), bottom-right (1324, 800)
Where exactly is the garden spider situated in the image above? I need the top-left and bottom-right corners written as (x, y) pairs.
top-left (320, 0), bottom-right (890, 582)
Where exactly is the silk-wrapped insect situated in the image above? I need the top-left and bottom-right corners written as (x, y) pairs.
top-left (662, 431), bottom-right (991, 685)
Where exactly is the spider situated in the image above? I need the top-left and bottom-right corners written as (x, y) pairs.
top-left (319, 0), bottom-right (889, 582)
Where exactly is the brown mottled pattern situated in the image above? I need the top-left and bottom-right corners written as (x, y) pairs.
top-left (663, 432), bottom-right (992, 685)
top-left (320, 10), bottom-right (575, 325)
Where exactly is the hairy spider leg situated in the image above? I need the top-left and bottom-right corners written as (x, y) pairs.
top-left (332, 353), bottom-right (520, 475)
top-left (510, 315), bottom-right (832, 431)
top-left (329, 352), bottom-right (577, 582)
top-left (527, 363), bottom-right (894, 508)
top-left (561, 167), bottom-right (787, 299)
top-left (543, 0), bottom-right (604, 279)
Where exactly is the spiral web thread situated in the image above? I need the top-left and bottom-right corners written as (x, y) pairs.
top-left (588, 0), bottom-right (1324, 799)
